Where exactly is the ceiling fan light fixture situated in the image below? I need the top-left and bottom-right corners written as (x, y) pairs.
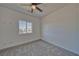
top-left (31, 5), bottom-right (36, 10)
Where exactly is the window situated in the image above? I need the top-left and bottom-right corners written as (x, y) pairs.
top-left (19, 20), bottom-right (32, 34)
top-left (27, 21), bottom-right (32, 33)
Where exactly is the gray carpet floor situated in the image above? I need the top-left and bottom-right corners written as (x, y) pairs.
top-left (0, 40), bottom-right (78, 56)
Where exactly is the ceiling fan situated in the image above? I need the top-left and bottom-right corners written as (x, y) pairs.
top-left (21, 3), bottom-right (43, 13)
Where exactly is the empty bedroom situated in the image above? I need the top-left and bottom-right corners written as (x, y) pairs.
top-left (0, 3), bottom-right (79, 56)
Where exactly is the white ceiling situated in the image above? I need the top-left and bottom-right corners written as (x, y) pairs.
top-left (0, 3), bottom-right (69, 18)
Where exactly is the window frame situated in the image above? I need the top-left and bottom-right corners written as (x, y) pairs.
top-left (19, 20), bottom-right (32, 34)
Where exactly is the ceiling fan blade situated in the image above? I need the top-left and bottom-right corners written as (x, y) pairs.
top-left (31, 8), bottom-right (33, 13)
top-left (36, 7), bottom-right (42, 12)
top-left (32, 3), bottom-right (42, 5)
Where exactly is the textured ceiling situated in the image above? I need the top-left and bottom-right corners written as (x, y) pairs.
top-left (0, 3), bottom-right (69, 18)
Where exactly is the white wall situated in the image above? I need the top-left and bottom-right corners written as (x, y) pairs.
top-left (0, 7), bottom-right (41, 50)
top-left (42, 4), bottom-right (79, 54)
